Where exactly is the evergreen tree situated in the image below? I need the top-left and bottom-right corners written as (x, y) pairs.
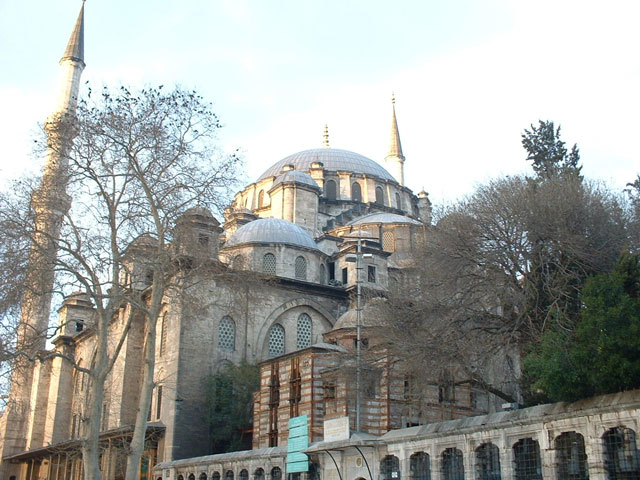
top-left (522, 120), bottom-right (581, 180)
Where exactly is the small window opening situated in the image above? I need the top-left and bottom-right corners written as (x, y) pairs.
top-left (367, 265), bottom-right (376, 283)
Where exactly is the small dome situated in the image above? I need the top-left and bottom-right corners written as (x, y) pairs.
top-left (348, 212), bottom-right (422, 226)
top-left (224, 218), bottom-right (319, 250)
top-left (257, 148), bottom-right (396, 182)
top-left (272, 170), bottom-right (320, 190)
top-left (332, 299), bottom-right (387, 330)
top-left (183, 206), bottom-right (215, 218)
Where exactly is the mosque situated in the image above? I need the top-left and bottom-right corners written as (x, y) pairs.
top-left (2, 5), bottom-right (640, 480)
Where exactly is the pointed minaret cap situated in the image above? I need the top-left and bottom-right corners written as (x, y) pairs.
top-left (387, 93), bottom-right (405, 161)
top-left (323, 124), bottom-right (330, 148)
top-left (61, 2), bottom-right (85, 66)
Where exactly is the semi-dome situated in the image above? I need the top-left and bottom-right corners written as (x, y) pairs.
top-left (258, 148), bottom-right (396, 182)
top-left (224, 218), bottom-right (319, 250)
top-left (271, 170), bottom-right (320, 190)
top-left (348, 212), bottom-right (423, 226)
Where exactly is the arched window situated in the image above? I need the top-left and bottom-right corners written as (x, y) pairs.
top-left (268, 324), bottom-right (285, 357)
top-left (603, 427), bottom-right (640, 479)
top-left (225, 471), bottom-right (234, 480)
top-left (257, 190), bottom-right (265, 208)
top-left (395, 192), bottom-right (403, 210)
top-left (441, 448), bottom-right (464, 480)
top-left (270, 467), bottom-right (282, 480)
top-left (212, 473), bottom-right (220, 480)
top-left (555, 432), bottom-right (588, 480)
top-left (319, 264), bottom-right (326, 284)
top-left (380, 455), bottom-right (400, 480)
top-left (325, 179), bottom-right (337, 200)
top-left (375, 186), bottom-right (385, 205)
top-left (218, 316), bottom-right (235, 351)
top-left (295, 256), bottom-right (307, 280)
top-left (513, 438), bottom-right (542, 480)
top-left (189, 475), bottom-right (196, 480)
top-left (296, 313), bottom-right (312, 349)
top-left (232, 255), bottom-right (245, 270)
top-left (410, 452), bottom-right (430, 480)
top-left (199, 473), bottom-right (207, 480)
top-left (352, 182), bottom-right (362, 202)
top-left (263, 253), bottom-right (276, 275)
top-left (239, 471), bottom-right (248, 480)
top-left (382, 231), bottom-right (395, 252)
top-left (178, 476), bottom-right (184, 480)
top-left (475, 443), bottom-right (501, 480)
top-left (253, 469), bottom-right (264, 480)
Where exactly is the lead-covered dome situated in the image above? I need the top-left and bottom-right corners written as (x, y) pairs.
top-left (224, 218), bottom-right (319, 250)
top-left (348, 212), bottom-right (422, 226)
top-left (271, 170), bottom-right (320, 190)
top-left (258, 148), bottom-right (396, 182)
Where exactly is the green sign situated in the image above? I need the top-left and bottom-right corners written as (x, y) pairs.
top-left (286, 415), bottom-right (309, 473)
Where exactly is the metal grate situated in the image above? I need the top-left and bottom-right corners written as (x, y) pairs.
top-left (410, 452), bottom-right (431, 480)
top-left (296, 313), bottom-right (312, 349)
top-left (382, 231), bottom-right (395, 252)
top-left (263, 253), bottom-right (276, 275)
top-left (555, 432), bottom-right (589, 480)
top-left (513, 438), bottom-right (542, 480)
top-left (475, 443), bottom-right (501, 480)
top-left (268, 324), bottom-right (285, 357)
top-left (603, 427), bottom-right (640, 480)
top-left (442, 448), bottom-right (465, 480)
top-left (295, 256), bottom-right (307, 280)
top-left (218, 316), bottom-right (235, 351)
top-left (380, 455), bottom-right (401, 480)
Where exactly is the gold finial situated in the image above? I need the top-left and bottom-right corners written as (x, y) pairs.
top-left (323, 124), bottom-right (330, 148)
top-left (391, 92), bottom-right (396, 105)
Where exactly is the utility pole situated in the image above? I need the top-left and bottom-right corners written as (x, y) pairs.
top-left (356, 233), bottom-right (362, 433)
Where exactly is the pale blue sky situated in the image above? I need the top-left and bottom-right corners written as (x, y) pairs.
top-left (1, 0), bottom-right (638, 204)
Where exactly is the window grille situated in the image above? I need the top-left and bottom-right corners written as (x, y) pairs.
top-left (513, 438), bottom-right (542, 480)
top-left (225, 471), bottom-right (234, 480)
top-left (239, 471), bottom-right (248, 480)
top-left (296, 313), bottom-right (312, 349)
top-left (295, 256), bottom-right (307, 280)
top-left (218, 316), bottom-right (235, 351)
top-left (253, 470), bottom-right (264, 480)
top-left (555, 432), bottom-right (589, 480)
top-left (263, 253), bottom-right (276, 275)
top-left (382, 231), bottom-right (395, 252)
top-left (270, 467), bottom-right (282, 480)
top-left (268, 324), bottom-right (285, 357)
top-left (325, 179), bottom-right (337, 200)
top-left (380, 455), bottom-right (401, 480)
top-left (410, 452), bottom-right (431, 480)
top-left (352, 182), bottom-right (362, 202)
top-left (375, 186), bottom-right (385, 205)
top-left (159, 313), bottom-right (167, 357)
top-left (289, 357), bottom-right (302, 417)
top-left (603, 427), bottom-right (640, 479)
top-left (200, 474), bottom-right (207, 480)
top-left (475, 443), bottom-right (501, 480)
top-left (442, 448), bottom-right (464, 480)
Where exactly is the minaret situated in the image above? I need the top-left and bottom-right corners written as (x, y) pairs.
top-left (385, 94), bottom-right (405, 186)
top-left (0, 3), bottom-right (85, 464)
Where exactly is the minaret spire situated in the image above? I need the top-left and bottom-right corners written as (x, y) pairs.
top-left (385, 93), bottom-right (405, 186)
top-left (0, 4), bottom-right (86, 467)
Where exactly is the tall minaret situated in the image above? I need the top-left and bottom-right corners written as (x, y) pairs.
top-left (385, 94), bottom-right (405, 186)
top-left (0, 3), bottom-right (85, 464)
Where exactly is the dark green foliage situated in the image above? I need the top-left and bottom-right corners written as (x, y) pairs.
top-left (522, 120), bottom-right (581, 180)
top-left (204, 362), bottom-right (260, 453)
top-left (524, 253), bottom-right (640, 402)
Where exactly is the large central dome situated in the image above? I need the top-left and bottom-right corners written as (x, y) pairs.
top-left (257, 148), bottom-right (396, 182)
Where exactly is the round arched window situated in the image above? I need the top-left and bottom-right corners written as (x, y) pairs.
top-left (218, 316), bottom-right (235, 351)
top-left (325, 179), bottom-right (337, 200)
top-left (296, 313), bottom-right (312, 349)
top-left (295, 256), bottom-right (307, 280)
top-left (352, 182), bottom-right (362, 202)
top-left (268, 324), bottom-right (285, 357)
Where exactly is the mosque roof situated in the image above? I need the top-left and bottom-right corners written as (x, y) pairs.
top-left (257, 148), bottom-right (395, 182)
top-left (224, 218), bottom-right (319, 250)
top-left (348, 212), bottom-right (422, 226)
top-left (271, 170), bottom-right (319, 190)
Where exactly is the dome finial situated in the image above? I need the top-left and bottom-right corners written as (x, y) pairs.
top-left (392, 92), bottom-right (395, 105)
top-left (323, 124), bottom-right (330, 148)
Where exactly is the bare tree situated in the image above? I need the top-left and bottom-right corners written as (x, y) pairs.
top-left (0, 85), bottom-right (241, 480)
top-left (381, 174), bottom-right (628, 405)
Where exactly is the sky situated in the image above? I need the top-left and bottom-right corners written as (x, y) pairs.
top-left (0, 0), bottom-right (638, 206)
